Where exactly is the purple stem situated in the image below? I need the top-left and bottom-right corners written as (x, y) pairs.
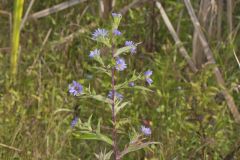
top-left (111, 45), bottom-right (119, 160)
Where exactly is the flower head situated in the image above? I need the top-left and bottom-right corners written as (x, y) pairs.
top-left (92, 28), bottom-right (108, 39)
top-left (68, 81), bottom-right (83, 96)
top-left (125, 41), bottom-right (137, 54)
top-left (89, 49), bottom-right (100, 58)
top-left (129, 82), bottom-right (135, 87)
top-left (115, 58), bottom-right (127, 71)
top-left (144, 70), bottom-right (153, 77)
top-left (125, 41), bottom-right (134, 46)
top-left (141, 125), bottom-right (151, 136)
top-left (112, 13), bottom-right (122, 18)
top-left (113, 29), bottom-right (122, 36)
top-left (144, 70), bottom-right (153, 85)
top-left (71, 116), bottom-right (78, 128)
top-left (146, 78), bottom-right (153, 85)
top-left (108, 90), bottom-right (123, 101)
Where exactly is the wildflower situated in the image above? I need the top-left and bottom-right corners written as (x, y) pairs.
top-left (108, 90), bottom-right (123, 101)
top-left (113, 29), bottom-right (122, 36)
top-left (125, 41), bottom-right (137, 54)
top-left (144, 70), bottom-right (153, 85)
top-left (115, 58), bottom-right (127, 71)
top-left (112, 13), bottom-right (122, 18)
top-left (141, 125), bottom-right (151, 136)
top-left (92, 28), bottom-right (108, 39)
top-left (68, 81), bottom-right (83, 96)
top-left (129, 82), bottom-right (135, 87)
top-left (71, 116), bottom-right (78, 128)
top-left (125, 41), bottom-right (134, 46)
top-left (144, 70), bottom-right (152, 77)
top-left (89, 49), bottom-right (100, 58)
top-left (146, 78), bottom-right (153, 85)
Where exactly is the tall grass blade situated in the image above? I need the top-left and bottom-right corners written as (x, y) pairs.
top-left (10, 0), bottom-right (24, 82)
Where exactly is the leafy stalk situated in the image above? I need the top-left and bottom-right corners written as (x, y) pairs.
top-left (111, 44), bottom-right (119, 160)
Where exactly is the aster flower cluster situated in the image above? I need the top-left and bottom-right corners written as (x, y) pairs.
top-left (68, 12), bottom-right (155, 146)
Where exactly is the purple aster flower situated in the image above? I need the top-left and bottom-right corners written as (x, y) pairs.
top-left (113, 29), bottom-right (122, 36)
top-left (68, 81), bottom-right (83, 96)
top-left (125, 41), bottom-right (137, 54)
top-left (92, 28), bottom-right (108, 39)
top-left (125, 41), bottom-right (134, 46)
top-left (129, 82), bottom-right (135, 87)
top-left (71, 116), bottom-right (78, 128)
top-left (89, 49), bottom-right (100, 58)
top-left (108, 90), bottom-right (123, 101)
top-left (112, 13), bottom-right (122, 18)
top-left (144, 70), bottom-right (153, 77)
top-left (144, 70), bottom-right (153, 85)
top-left (146, 78), bottom-right (153, 85)
top-left (115, 58), bottom-right (127, 71)
top-left (141, 125), bottom-right (151, 136)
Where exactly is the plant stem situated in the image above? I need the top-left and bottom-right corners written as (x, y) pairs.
top-left (11, 0), bottom-right (24, 83)
top-left (111, 45), bottom-right (119, 160)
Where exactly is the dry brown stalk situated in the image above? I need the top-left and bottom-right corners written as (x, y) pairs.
top-left (183, 0), bottom-right (240, 123)
top-left (156, 2), bottom-right (198, 73)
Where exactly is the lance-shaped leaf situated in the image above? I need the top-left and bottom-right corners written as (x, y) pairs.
top-left (95, 149), bottom-right (113, 160)
top-left (114, 42), bottom-right (141, 57)
top-left (73, 131), bottom-right (113, 146)
top-left (114, 46), bottom-right (133, 57)
top-left (91, 66), bottom-right (111, 77)
top-left (118, 141), bottom-right (160, 159)
top-left (115, 101), bottom-right (129, 116)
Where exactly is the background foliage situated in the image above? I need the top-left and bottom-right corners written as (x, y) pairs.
top-left (1, 0), bottom-right (240, 159)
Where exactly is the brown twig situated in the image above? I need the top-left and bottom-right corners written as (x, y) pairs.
top-left (0, 142), bottom-right (22, 152)
top-left (120, 0), bottom-right (148, 15)
top-left (227, 0), bottom-right (233, 39)
top-left (0, 10), bottom-right (12, 39)
top-left (156, 2), bottom-right (198, 73)
top-left (183, 0), bottom-right (240, 123)
top-left (20, 0), bottom-right (35, 30)
top-left (29, 0), bottom-right (87, 19)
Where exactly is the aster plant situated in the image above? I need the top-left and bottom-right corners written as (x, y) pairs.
top-left (68, 13), bottom-right (159, 160)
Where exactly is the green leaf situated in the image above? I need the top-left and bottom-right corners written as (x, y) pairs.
top-left (96, 133), bottom-right (113, 146)
top-left (92, 66), bottom-right (111, 77)
top-left (119, 141), bottom-right (160, 159)
top-left (114, 46), bottom-right (132, 57)
top-left (114, 42), bottom-right (141, 57)
top-left (73, 131), bottom-right (113, 146)
top-left (131, 86), bottom-right (153, 92)
top-left (87, 115), bottom-right (93, 131)
top-left (115, 102), bottom-right (129, 115)
top-left (90, 95), bottom-right (113, 104)
top-left (97, 118), bottom-right (102, 134)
